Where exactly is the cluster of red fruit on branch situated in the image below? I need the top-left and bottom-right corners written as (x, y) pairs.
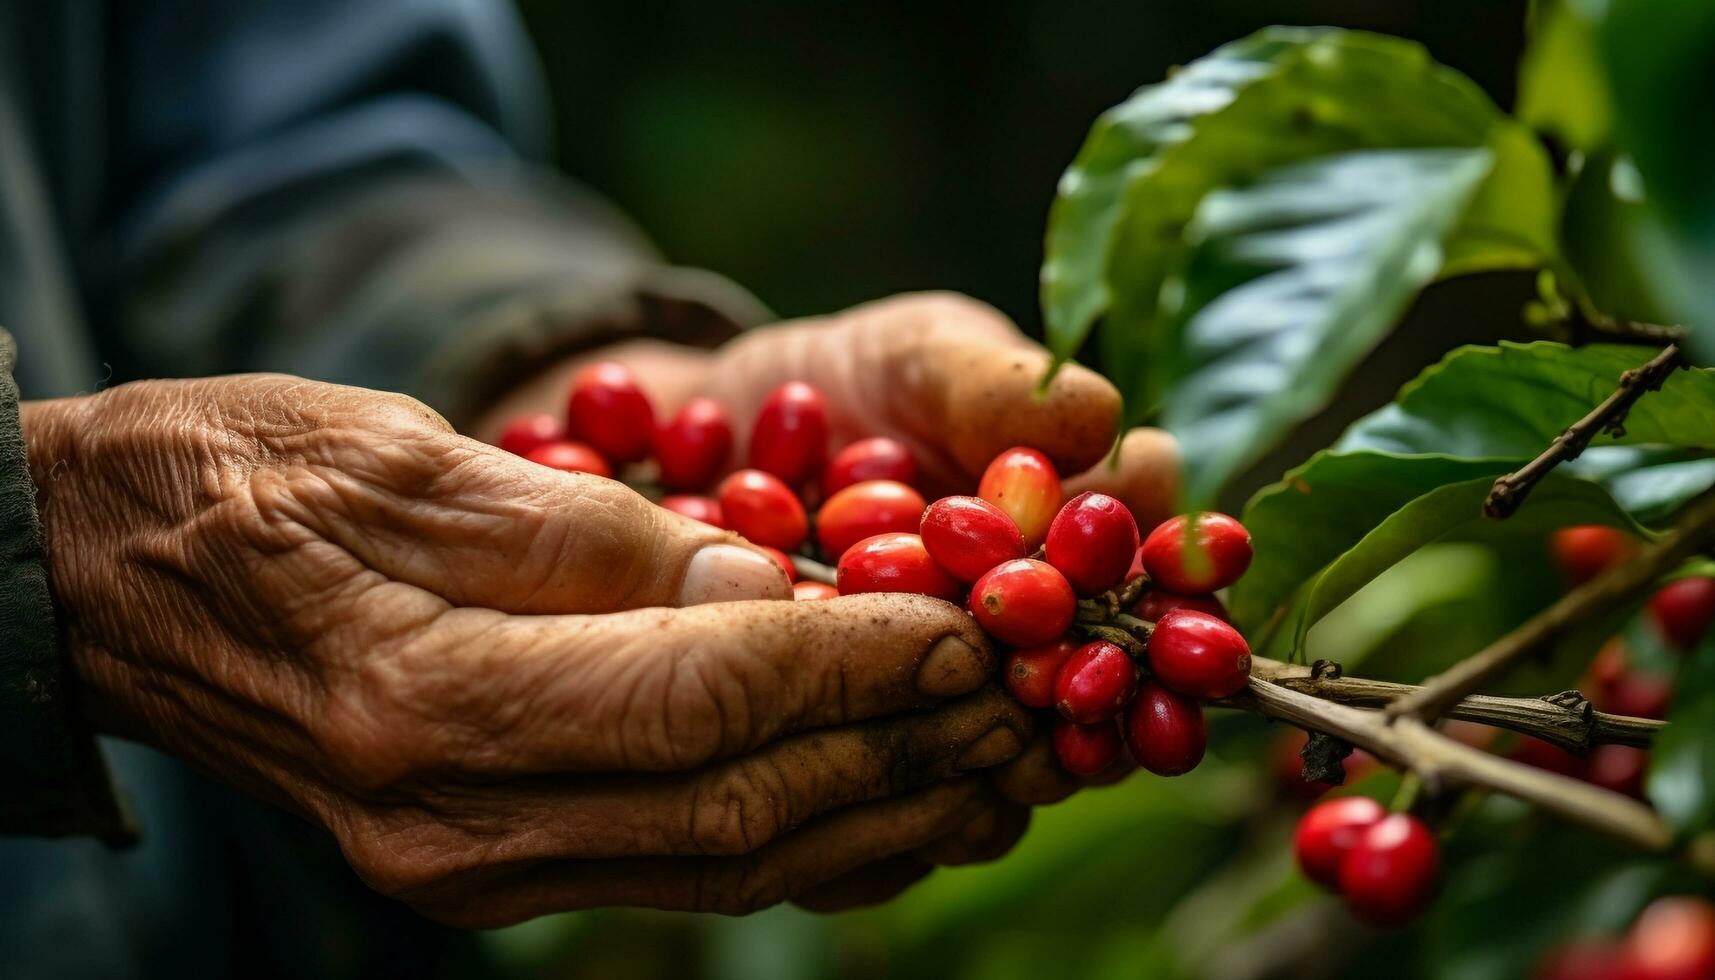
top-left (1535, 895), bottom-right (1715, 980)
top-left (1295, 796), bottom-right (1439, 927)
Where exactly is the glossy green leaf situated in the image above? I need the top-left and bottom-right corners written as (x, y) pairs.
top-left (1649, 632), bottom-right (1715, 834)
top-left (1571, 447), bottom-right (1715, 525)
top-left (1517, 0), bottom-right (1614, 152)
top-left (1161, 148), bottom-right (1493, 505)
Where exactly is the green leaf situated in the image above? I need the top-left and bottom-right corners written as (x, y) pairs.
top-left (1517, 0), bottom-right (1615, 152)
top-left (1649, 632), bottom-right (1715, 834)
top-left (1560, 152), bottom-right (1683, 325)
top-left (1571, 447), bottom-right (1715, 525)
top-left (1337, 342), bottom-right (1715, 457)
top-left (1041, 27), bottom-right (1555, 451)
top-left (1160, 148), bottom-right (1493, 505)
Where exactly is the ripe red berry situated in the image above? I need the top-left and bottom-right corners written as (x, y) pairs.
top-left (524, 441), bottom-right (613, 479)
top-left (1134, 589), bottom-right (1228, 623)
top-left (977, 447), bottom-right (1063, 549)
top-left (920, 495), bottom-right (1028, 582)
top-left (660, 494), bottom-right (725, 528)
top-left (1619, 896), bottom-right (1715, 980)
top-left (1140, 512), bottom-right (1253, 594)
top-left (1275, 729), bottom-right (1376, 801)
top-left (823, 437), bottom-right (918, 495)
top-left (655, 397), bottom-right (733, 490)
top-left (1549, 525), bottom-right (1636, 587)
top-left (816, 480), bottom-right (927, 560)
top-left (749, 381), bottom-right (830, 486)
top-left (1123, 681), bottom-right (1206, 777)
top-left (1338, 813), bottom-right (1439, 927)
top-left (1003, 639), bottom-right (1080, 709)
top-left (793, 580), bottom-right (839, 601)
top-left (1053, 641), bottom-right (1139, 723)
top-left (1512, 736), bottom-right (1586, 779)
top-left (759, 547), bottom-right (798, 583)
top-left (1293, 795), bottom-right (1386, 888)
top-left (836, 532), bottom-right (961, 600)
top-left (1585, 744), bottom-right (1648, 799)
top-left (717, 469), bottom-right (808, 551)
top-left (968, 558), bottom-right (1076, 646)
top-left (1147, 609), bottom-right (1252, 699)
top-left (1053, 718), bottom-right (1122, 776)
top-left (1650, 577), bottom-right (1715, 650)
top-left (497, 413), bottom-right (565, 456)
top-left (1045, 491), bottom-right (1142, 596)
top-left (567, 362), bottom-right (655, 463)
top-left (1603, 672), bottom-right (1673, 720)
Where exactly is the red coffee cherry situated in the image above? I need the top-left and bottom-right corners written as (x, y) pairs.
top-left (816, 480), bottom-right (928, 560)
top-left (1134, 589), bottom-right (1228, 623)
top-left (823, 437), bottom-right (918, 495)
top-left (749, 381), bottom-right (830, 486)
top-left (759, 547), bottom-right (798, 583)
top-left (836, 532), bottom-right (961, 600)
top-left (1147, 609), bottom-right (1252, 699)
top-left (660, 494), bottom-right (724, 528)
top-left (1649, 577), bottom-right (1715, 650)
top-left (1003, 639), bottom-right (1079, 709)
top-left (1619, 896), bottom-right (1715, 980)
top-left (524, 441), bottom-right (613, 479)
top-left (1053, 641), bottom-right (1139, 724)
top-left (1275, 729), bottom-right (1377, 802)
top-left (1512, 736), bottom-right (1586, 779)
top-left (1053, 718), bottom-right (1122, 776)
top-left (968, 558), bottom-right (1076, 646)
top-left (497, 413), bottom-right (565, 456)
top-left (920, 495), bottom-right (1028, 582)
top-left (1293, 795), bottom-right (1386, 888)
top-left (1338, 813), bottom-right (1439, 927)
top-left (1123, 681), bottom-right (1206, 777)
top-left (1602, 672), bottom-right (1673, 719)
top-left (793, 581), bottom-right (839, 601)
top-left (1140, 512), bottom-right (1253, 594)
top-left (655, 397), bottom-right (733, 490)
top-left (717, 469), bottom-right (808, 551)
top-left (1045, 491), bottom-right (1142, 596)
top-left (1585, 744), bottom-right (1649, 799)
top-left (567, 362), bottom-right (655, 463)
top-left (977, 447), bottom-right (1063, 549)
top-left (1549, 524), bottom-right (1636, 587)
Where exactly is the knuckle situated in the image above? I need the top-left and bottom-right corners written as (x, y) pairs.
top-left (688, 759), bottom-right (793, 856)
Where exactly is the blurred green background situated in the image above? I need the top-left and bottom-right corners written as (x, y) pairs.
top-left (450, 3), bottom-right (1650, 978)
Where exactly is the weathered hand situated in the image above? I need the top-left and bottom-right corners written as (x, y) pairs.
top-left (23, 375), bottom-right (1032, 925)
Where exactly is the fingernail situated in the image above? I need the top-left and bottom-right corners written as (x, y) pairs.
top-left (956, 725), bottom-right (1024, 772)
top-left (678, 544), bottom-right (791, 606)
top-left (915, 635), bottom-right (987, 696)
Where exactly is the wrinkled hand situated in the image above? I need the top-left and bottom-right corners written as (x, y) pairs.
top-left (23, 376), bottom-right (1034, 925)
top-left (476, 292), bottom-right (1184, 906)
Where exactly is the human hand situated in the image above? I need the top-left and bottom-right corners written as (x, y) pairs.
top-left (23, 375), bottom-right (1032, 925)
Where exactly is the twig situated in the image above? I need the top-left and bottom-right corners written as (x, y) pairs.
top-left (790, 554), bottom-right (837, 586)
top-left (1389, 486), bottom-right (1715, 722)
top-left (1484, 343), bottom-right (1683, 518)
top-left (1249, 657), bottom-right (1662, 754)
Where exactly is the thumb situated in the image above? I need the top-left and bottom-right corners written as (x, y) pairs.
top-left (1063, 427), bottom-right (1182, 533)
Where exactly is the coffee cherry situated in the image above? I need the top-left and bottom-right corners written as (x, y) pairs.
top-left (567, 362), bottom-right (655, 463)
top-left (1140, 512), bottom-right (1253, 594)
top-left (1619, 896), bottom-right (1715, 980)
top-left (1003, 639), bottom-right (1079, 709)
top-left (1053, 718), bottom-right (1122, 776)
top-left (1603, 672), bottom-right (1673, 720)
top-left (968, 559), bottom-right (1076, 646)
top-left (655, 397), bottom-right (733, 490)
top-left (836, 532), bottom-right (961, 601)
top-left (1585, 744), bottom-right (1648, 799)
top-left (524, 441), bottom-right (614, 478)
top-left (920, 495), bottom-right (1028, 582)
top-left (497, 413), bottom-right (565, 456)
top-left (1293, 796), bottom-right (1386, 888)
top-left (1147, 609), bottom-right (1252, 699)
top-left (1275, 729), bottom-right (1377, 801)
top-left (749, 381), bottom-right (829, 486)
top-left (793, 581), bottom-right (839, 601)
top-left (1135, 589), bottom-right (1228, 623)
top-left (1053, 641), bottom-right (1139, 723)
top-left (1549, 525), bottom-right (1636, 587)
top-left (660, 495), bottom-right (724, 528)
top-left (823, 437), bottom-right (918, 495)
top-left (718, 469), bottom-right (808, 551)
top-left (817, 480), bottom-right (928, 560)
top-left (1123, 681), bottom-right (1206, 776)
top-left (977, 447), bottom-right (1063, 549)
top-left (1045, 491), bottom-right (1142, 596)
top-left (1512, 736), bottom-right (1586, 779)
top-left (1649, 577), bottom-right (1715, 650)
top-left (1338, 813), bottom-right (1439, 927)
top-left (759, 547), bottom-right (798, 583)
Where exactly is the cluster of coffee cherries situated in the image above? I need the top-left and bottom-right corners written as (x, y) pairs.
top-left (1294, 796), bottom-right (1439, 927)
top-left (1535, 894), bottom-right (1715, 980)
top-left (494, 364), bottom-right (1256, 778)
